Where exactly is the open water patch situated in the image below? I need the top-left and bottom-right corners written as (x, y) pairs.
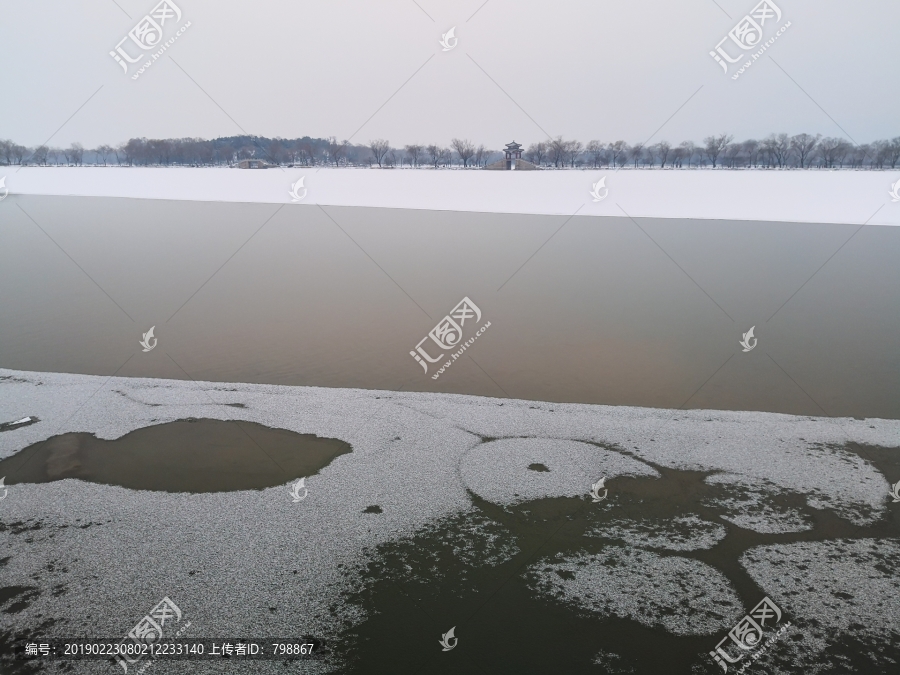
top-left (0, 418), bottom-right (351, 493)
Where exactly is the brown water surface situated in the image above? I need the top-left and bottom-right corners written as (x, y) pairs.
top-left (1, 195), bottom-right (898, 418)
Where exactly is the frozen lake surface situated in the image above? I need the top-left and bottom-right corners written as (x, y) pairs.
top-left (5, 166), bottom-right (900, 225)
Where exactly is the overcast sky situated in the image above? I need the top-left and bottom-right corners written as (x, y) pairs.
top-left (0, 0), bottom-right (896, 149)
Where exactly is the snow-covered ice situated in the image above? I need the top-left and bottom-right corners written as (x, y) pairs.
top-left (741, 538), bottom-right (900, 674)
top-left (587, 514), bottom-right (728, 551)
top-left (527, 547), bottom-right (744, 635)
top-left (5, 166), bottom-right (900, 226)
top-left (460, 438), bottom-right (658, 505)
top-left (1, 368), bottom-right (899, 673)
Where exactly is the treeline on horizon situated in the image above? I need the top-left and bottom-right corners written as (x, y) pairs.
top-left (2, 133), bottom-right (899, 170)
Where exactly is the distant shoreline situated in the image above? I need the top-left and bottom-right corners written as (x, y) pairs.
top-left (5, 164), bottom-right (900, 171)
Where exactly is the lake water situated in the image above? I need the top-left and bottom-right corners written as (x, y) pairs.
top-left (2, 195), bottom-right (898, 419)
top-left (0, 419), bottom-right (350, 493)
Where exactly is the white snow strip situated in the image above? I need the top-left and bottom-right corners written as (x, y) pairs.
top-left (4, 166), bottom-right (900, 225)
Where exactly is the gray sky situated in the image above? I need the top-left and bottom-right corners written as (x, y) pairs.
top-left (0, 0), bottom-right (896, 149)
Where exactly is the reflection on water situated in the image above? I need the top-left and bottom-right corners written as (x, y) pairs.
top-left (1, 195), bottom-right (898, 418)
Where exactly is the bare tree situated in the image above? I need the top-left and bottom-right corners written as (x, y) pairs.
top-left (197, 141), bottom-right (214, 166)
top-left (833, 138), bottom-right (853, 168)
top-left (742, 139), bottom-right (759, 168)
top-left (32, 146), bottom-right (50, 166)
top-left (299, 141), bottom-right (317, 166)
top-left (450, 138), bottom-right (475, 167)
top-left (629, 142), bottom-right (645, 168)
top-left (608, 141), bottom-right (628, 168)
top-left (1, 140), bottom-right (25, 165)
top-left (548, 136), bottom-right (568, 167)
top-left (525, 141), bottom-right (547, 166)
top-left (368, 139), bottom-right (391, 167)
top-left (679, 141), bottom-right (696, 168)
top-left (585, 140), bottom-right (604, 168)
top-left (849, 144), bottom-right (869, 169)
top-left (474, 144), bottom-right (487, 168)
top-left (266, 138), bottom-right (286, 166)
top-left (702, 134), bottom-right (733, 168)
top-left (760, 133), bottom-right (789, 168)
top-left (724, 142), bottom-right (742, 168)
top-left (285, 140), bottom-right (301, 165)
top-left (773, 133), bottom-right (790, 168)
top-left (566, 140), bottom-right (583, 168)
top-left (426, 144), bottom-right (442, 168)
top-left (94, 144), bottom-right (114, 166)
top-left (871, 140), bottom-right (890, 169)
top-left (818, 137), bottom-right (844, 168)
top-left (653, 141), bottom-right (671, 168)
top-left (1, 146), bottom-right (21, 168)
top-left (404, 144), bottom-right (423, 167)
top-left (886, 137), bottom-right (900, 169)
top-left (326, 137), bottom-right (348, 166)
top-left (150, 139), bottom-right (173, 165)
top-left (117, 141), bottom-right (134, 166)
top-left (789, 133), bottom-right (820, 168)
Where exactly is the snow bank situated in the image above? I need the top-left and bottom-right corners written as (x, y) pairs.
top-left (5, 166), bottom-right (899, 225)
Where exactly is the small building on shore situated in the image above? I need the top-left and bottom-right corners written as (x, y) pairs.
top-left (236, 159), bottom-right (274, 169)
top-left (485, 141), bottom-right (538, 170)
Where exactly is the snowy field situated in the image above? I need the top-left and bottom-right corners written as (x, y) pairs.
top-left (5, 167), bottom-right (900, 226)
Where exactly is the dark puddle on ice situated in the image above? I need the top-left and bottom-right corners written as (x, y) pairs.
top-left (0, 418), bottom-right (350, 493)
top-left (336, 442), bottom-right (900, 675)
